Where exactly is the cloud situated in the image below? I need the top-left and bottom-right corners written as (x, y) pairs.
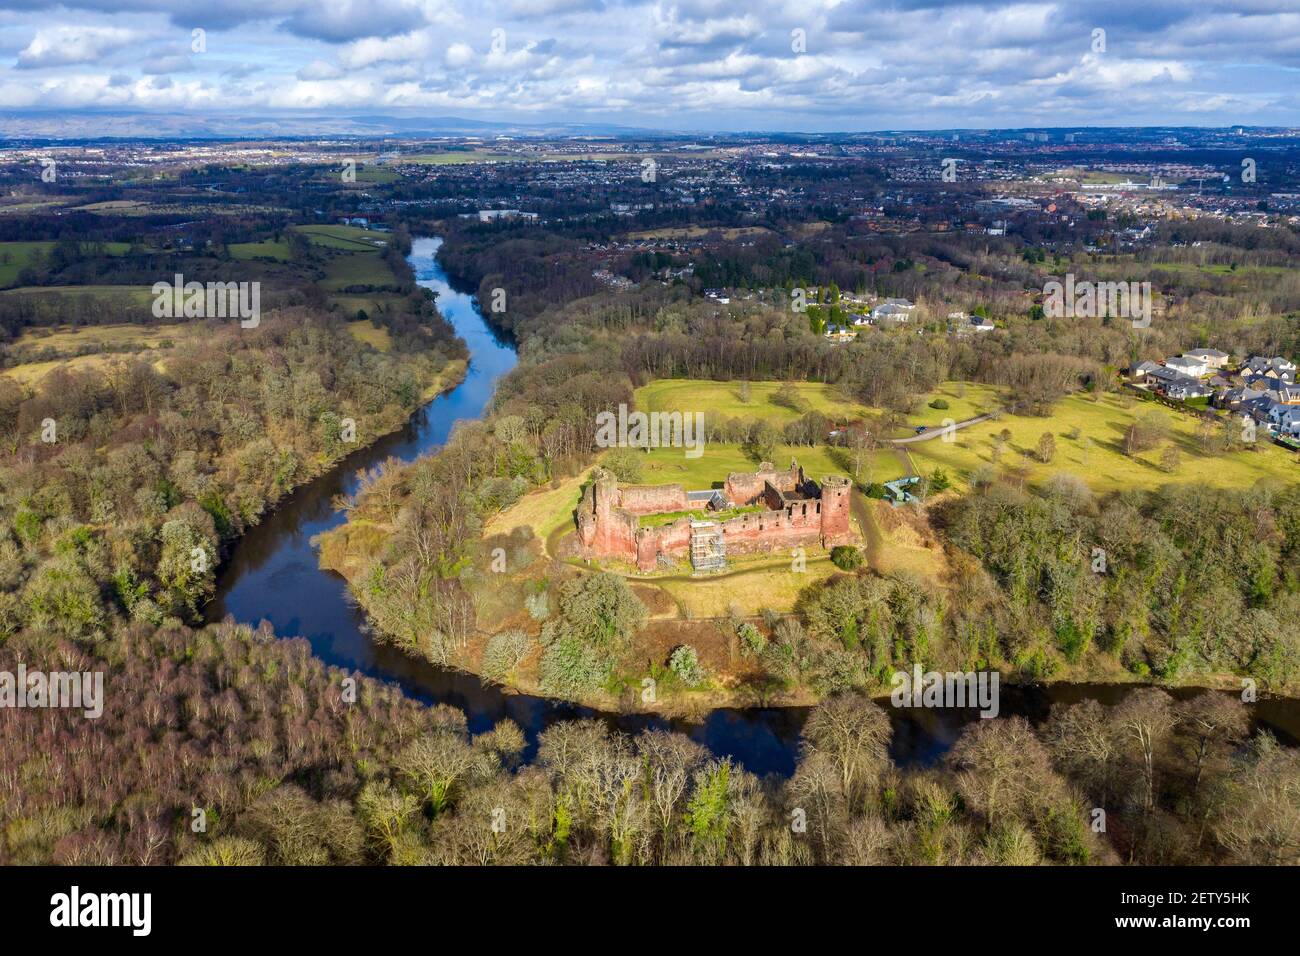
top-left (16, 26), bottom-right (139, 69)
top-left (0, 0), bottom-right (1297, 128)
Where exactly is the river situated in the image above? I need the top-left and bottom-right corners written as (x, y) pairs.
top-left (207, 236), bottom-right (1299, 776)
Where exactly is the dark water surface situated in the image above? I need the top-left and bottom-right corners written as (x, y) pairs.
top-left (207, 237), bottom-right (1299, 777)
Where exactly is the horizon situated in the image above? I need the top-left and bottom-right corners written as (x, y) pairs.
top-left (0, 1), bottom-right (1297, 135)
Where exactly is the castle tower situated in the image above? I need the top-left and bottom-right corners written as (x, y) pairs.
top-left (820, 475), bottom-right (852, 545)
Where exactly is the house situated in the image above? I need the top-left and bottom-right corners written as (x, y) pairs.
top-left (1165, 355), bottom-right (1207, 378)
top-left (1244, 356), bottom-right (1296, 380)
top-left (950, 312), bottom-right (994, 334)
top-left (1131, 360), bottom-right (1162, 380)
top-left (1216, 386), bottom-right (1264, 411)
top-left (1147, 366), bottom-right (1210, 400)
top-left (1185, 348), bottom-right (1229, 369)
top-left (823, 324), bottom-right (855, 344)
top-left (871, 298), bottom-right (917, 323)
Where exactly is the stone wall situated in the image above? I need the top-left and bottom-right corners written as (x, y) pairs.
top-left (577, 464), bottom-right (855, 572)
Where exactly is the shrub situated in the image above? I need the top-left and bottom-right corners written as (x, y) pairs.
top-left (539, 636), bottom-right (611, 695)
top-left (668, 644), bottom-right (705, 687)
top-left (605, 448), bottom-right (643, 483)
top-left (737, 622), bottom-right (766, 657)
top-left (929, 398), bottom-right (949, 410)
top-left (830, 545), bottom-right (864, 571)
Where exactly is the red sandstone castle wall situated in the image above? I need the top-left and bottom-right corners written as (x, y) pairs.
top-left (618, 483), bottom-right (689, 515)
top-left (578, 466), bottom-right (855, 571)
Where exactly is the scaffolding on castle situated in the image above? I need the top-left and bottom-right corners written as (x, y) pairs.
top-left (689, 521), bottom-right (726, 572)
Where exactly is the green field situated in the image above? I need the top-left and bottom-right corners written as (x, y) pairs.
top-left (1, 284), bottom-right (154, 305)
top-left (909, 392), bottom-right (1300, 493)
top-left (321, 251), bottom-right (399, 292)
top-left (294, 224), bottom-right (390, 250)
top-left (0, 241), bottom-right (131, 288)
top-left (405, 150), bottom-right (513, 165)
top-left (636, 378), bottom-right (872, 426)
top-left (229, 239), bottom-right (291, 261)
top-left (635, 377), bottom-right (1003, 438)
top-left (622, 441), bottom-right (865, 490)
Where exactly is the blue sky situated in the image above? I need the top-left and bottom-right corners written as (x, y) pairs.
top-left (0, 0), bottom-right (1297, 132)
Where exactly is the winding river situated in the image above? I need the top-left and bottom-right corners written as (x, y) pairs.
top-left (207, 236), bottom-right (1299, 776)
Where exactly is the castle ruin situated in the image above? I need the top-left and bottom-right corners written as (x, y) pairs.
top-left (576, 460), bottom-right (853, 573)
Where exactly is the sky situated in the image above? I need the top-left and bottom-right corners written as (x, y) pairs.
top-left (0, 0), bottom-right (1297, 133)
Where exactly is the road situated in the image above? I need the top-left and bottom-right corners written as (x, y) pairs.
top-left (887, 410), bottom-right (999, 445)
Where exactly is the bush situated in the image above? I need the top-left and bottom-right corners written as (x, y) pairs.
top-left (737, 622), bottom-right (767, 657)
top-left (929, 398), bottom-right (949, 410)
top-left (929, 468), bottom-right (951, 493)
top-left (668, 644), bottom-right (705, 688)
top-left (539, 636), bottom-right (611, 695)
top-left (604, 448), bottom-right (643, 483)
top-left (830, 545), bottom-right (864, 571)
top-left (482, 629), bottom-right (532, 681)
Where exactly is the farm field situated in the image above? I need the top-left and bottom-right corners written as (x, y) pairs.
top-left (11, 322), bottom-right (193, 353)
top-left (229, 239), bottom-right (291, 261)
top-left (1, 284), bottom-right (155, 305)
top-left (294, 224), bottom-right (390, 250)
top-left (908, 392), bottom-right (1300, 493)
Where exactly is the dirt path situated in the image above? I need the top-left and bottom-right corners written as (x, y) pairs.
top-left (852, 489), bottom-right (884, 571)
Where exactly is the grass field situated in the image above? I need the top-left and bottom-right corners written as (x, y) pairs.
top-left (622, 441), bottom-right (862, 490)
top-left (294, 224), bottom-right (390, 250)
top-left (0, 241), bottom-right (131, 287)
top-left (636, 378), bottom-right (871, 426)
top-left (346, 320), bottom-right (392, 352)
top-left (322, 251), bottom-right (399, 291)
top-left (12, 322), bottom-right (193, 353)
top-left (635, 377), bottom-right (1003, 439)
top-left (229, 239), bottom-right (291, 261)
top-left (909, 392), bottom-right (1300, 493)
top-left (483, 474), bottom-right (587, 544)
top-left (904, 382), bottom-right (1004, 432)
top-left (1, 285), bottom-right (155, 305)
top-left (653, 555), bottom-right (841, 617)
top-left (330, 293), bottom-right (404, 318)
top-left (405, 150), bottom-right (512, 165)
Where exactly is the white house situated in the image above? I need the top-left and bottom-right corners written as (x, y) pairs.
top-left (871, 298), bottom-right (917, 323)
top-left (1165, 355), bottom-right (1207, 378)
top-left (1184, 348), bottom-right (1229, 369)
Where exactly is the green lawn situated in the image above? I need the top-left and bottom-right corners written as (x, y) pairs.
top-left (617, 442), bottom-right (866, 490)
top-left (321, 250), bottom-right (400, 292)
top-left (229, 239), bottom-right (291, 261)
top-left (294, 224), bottom-right (390, 250)
top-left (905, 382), bottom-right (1004, 431)
top-left (636, 378), bottom-right (871, 426)
top-left (909, 392), bottom-right (1300, 493)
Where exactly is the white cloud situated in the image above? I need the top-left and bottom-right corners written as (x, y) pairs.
top-left (17, 26), bottom-right (139, 69)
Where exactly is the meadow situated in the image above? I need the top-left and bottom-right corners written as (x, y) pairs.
top-left (909, 391), bottom-right (1300, 493)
